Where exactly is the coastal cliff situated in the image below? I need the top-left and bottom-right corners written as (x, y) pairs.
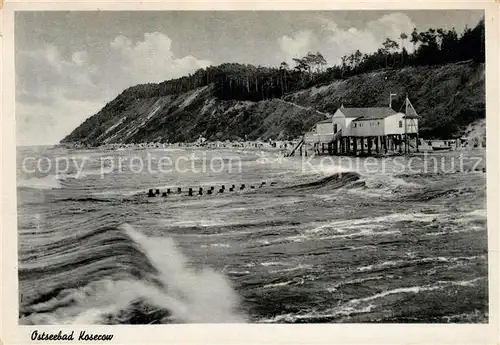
top-left (61, 61), bottom-right (485, 146)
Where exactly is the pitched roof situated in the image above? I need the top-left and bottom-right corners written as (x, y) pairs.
top-left (339, 107), bottom-right (397, 120)
top-left (317, 119), bottom-right (332, 124)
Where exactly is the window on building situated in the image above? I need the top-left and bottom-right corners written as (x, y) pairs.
top-left (399, 121), bottom-right (403, 128)
top-left (354, 123), bottom-right (357, 128)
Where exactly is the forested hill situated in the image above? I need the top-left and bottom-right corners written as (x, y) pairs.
top-left (61, 20), bottom-right (485, 145)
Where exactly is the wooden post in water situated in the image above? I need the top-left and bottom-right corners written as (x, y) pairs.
top-left (353, 137), bottom-right (357, 155)
top-left (367, 137), bottom-right (372, 155)
top-left (375, 136), bottom-right (379, 154)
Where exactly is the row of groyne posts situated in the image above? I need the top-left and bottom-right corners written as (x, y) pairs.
top-left (148, 181), bottom-right (276, 198)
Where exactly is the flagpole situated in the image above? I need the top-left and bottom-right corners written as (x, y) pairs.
top-left (404, 94), bottom-right (408, 155)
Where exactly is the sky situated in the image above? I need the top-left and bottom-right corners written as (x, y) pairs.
top-left (15, 10), bottom-right (484, 146)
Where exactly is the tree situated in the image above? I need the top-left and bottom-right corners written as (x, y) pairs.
top-left (340, 56), bottom-right (348, 77)
top-left (279, 61), bottom-right (289, 94)
top-left (439, 28), bottom-right (459, 63)
top-left (292, 57), bottom-right (307, 73)
top-left (315, 52), bottom-right (327, 73)
top-left (382, 38), bottom-right (399, 68)
top-left (400, 33), bottom-right (408, 51)
top-left (410, 28), bottom-right (420, 53)
top-left (400, 33), bottom-right (408, 65)
top-left (353, 50), bottom-right (363, 68)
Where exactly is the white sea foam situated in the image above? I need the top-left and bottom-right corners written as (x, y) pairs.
top-left (356, 255), bottom-right (486, 273)
top-left (263, 277), bottom-right (305, 289)
top-left (261, 277), bottom-right (485, 323)
top-left (22, 224), bottom-right (245, 324)
top-left (119, 224), bottom-right (245, 323)
top-left (466, 209), bottom-right (487, 218)
top-left (200, 243), bottom-right (231, 249)
top-left (18, 175), bottom-right (63, 190)
top-left (269, 264), bottom-right (312, 274)
top-left (306, 212), bottom-right (438, 236)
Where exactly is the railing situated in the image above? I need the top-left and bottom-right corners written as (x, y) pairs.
top-left (286, 138), bottom-right (304, 157)
top-left (304, 129), bottom-right (342, 144)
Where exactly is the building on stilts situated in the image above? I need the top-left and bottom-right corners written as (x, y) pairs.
top-left (289, 94), bottom-right (420, 157)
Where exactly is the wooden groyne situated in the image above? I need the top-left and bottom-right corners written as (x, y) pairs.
top-left (147, 181), bottom-right (272, 198)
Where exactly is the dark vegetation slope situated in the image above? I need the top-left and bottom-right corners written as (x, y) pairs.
top-left (62, 19), bottom-right (485, 145)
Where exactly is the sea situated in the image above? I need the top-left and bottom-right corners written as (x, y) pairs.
top-left (16, 146), bottom-right (488, 324)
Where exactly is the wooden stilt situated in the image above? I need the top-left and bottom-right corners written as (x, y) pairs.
top-left (353, 137), bottom-right (357, 155)
top-left (375, 136), bottom-right (379, 154)
top-left (367, 137), bottom-right (372, 155)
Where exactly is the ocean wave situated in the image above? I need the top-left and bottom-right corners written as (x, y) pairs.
top-left (286, 171), bottom-right (361, 190)
top-left (19, 223), bottom-right (244, 324)
top-left (355, 255), bottom-right (486, 273)
top-left (18, 175), bottom-right (65, 190)
top-left (263, 277), bottom-right (306, 289)
top-left (261, 277), bottom-right (485, 323)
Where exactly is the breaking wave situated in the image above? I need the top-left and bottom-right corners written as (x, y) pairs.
top-left (17, 175), bottom-right (65, 190)
top-left (286, 171), bottom-right (361, 190)
top-left (19, 223), bottom-right (244, 324)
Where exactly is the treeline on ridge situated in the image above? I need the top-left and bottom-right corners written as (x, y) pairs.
top-left (102, 18), bottom-right (484, 110)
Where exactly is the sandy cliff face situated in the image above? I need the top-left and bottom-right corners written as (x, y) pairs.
top-left (61, 61), bottom-right (485, 146)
